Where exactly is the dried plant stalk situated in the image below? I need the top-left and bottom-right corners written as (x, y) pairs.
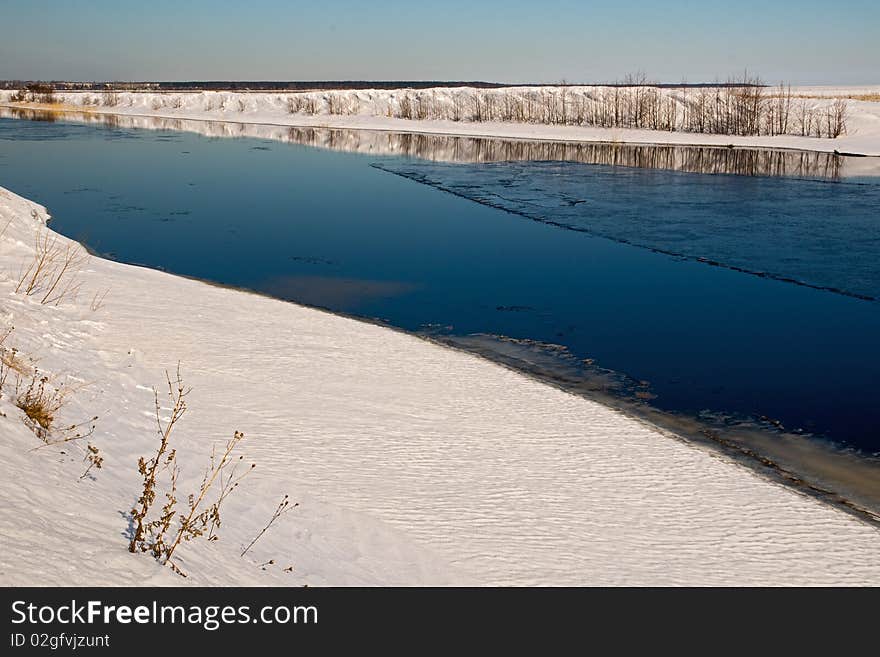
top-left (129, 366), bottom-right (254, 576)
top-left (241, 495), bottom-right (297, 558)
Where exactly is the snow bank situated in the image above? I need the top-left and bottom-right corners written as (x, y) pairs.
top-left (1, 186), bottom-right (879, 586)
top-left (3, 85), bottom-right (880, 155)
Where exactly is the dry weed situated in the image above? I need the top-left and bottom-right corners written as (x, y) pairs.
top-left (129, 366), bottom-right (254, 576)
top-left (241, 494), bottom-right (297, 558)
top-left (15, 228), bottom-right (88, 305)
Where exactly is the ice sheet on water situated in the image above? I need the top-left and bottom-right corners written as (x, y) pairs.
top-left (376, 160), bottom-right (880, 301)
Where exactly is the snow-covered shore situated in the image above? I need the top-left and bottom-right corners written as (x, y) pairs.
top-left (1, 186), bottom-right (879, 585)
top-left (3, 85), bottom-right (880, 155)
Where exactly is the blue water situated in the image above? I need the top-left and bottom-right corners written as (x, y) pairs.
top-left (1, 116), bottom-right (879, 454)
top-left (376, 159), bottom-right (880, 300)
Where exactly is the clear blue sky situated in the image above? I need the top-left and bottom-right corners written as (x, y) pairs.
top-left (1, 0), bottom-right (877, 84)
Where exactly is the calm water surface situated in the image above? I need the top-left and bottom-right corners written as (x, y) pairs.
top-left (1, 115), bottom-right (879, 458)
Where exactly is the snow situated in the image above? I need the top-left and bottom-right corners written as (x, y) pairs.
top-left (1, 185), bottom-right (879, 585)
top-left (2, 85), bottom-right (880, 156)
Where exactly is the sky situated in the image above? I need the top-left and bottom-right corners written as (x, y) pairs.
top-left (1, 0), bottom-right (878, 84)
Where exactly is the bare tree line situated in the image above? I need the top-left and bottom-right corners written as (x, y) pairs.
top-left (3, 75), bottom-right (850, 139)
top-left (280, 73), bottom-right (847, 138)
top-left (10, 83), bottom-right (57, 104)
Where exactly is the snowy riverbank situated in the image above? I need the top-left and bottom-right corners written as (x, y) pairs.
top-left (2, 85), bottom-right (880, 156)
top-left (1, 186), bottom-right (879, 585)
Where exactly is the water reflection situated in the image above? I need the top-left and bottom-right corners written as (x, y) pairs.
top-left (2, 105), bottom-right (872, 181)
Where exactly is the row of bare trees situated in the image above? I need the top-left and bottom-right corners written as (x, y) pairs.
top-left (282, 75), bottom-right (848, 139)
top-left (6, 76), bottom-right (848, 139)
top-left (11, 83), bottom-right (57, 104)
top-left (674, 78), bottom-right (847, 138)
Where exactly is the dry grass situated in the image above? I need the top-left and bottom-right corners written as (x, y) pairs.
top-left (0, 326), bottom-right (18, 399)
top-left (0, 329), bottom-right (28, 375)
top-left (14, 371), bottom-right (66, 438)
top-left (90, 289), bottom-right (110, 312)
top-left (15, 227), bottom-right (88, 305)
top-left (129, 366), bottom-right (255, 577)
top-left (1, 330), bottom-right (97, 446)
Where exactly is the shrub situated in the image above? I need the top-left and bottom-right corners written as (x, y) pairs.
top-left (15, 371), bottom-right (65, 438)
top-left (102, 90), bottom-right (120, 106)
top-left (24, 83), bottom-right (57, 104)
top-left (129, 367), bottom-right (254, 577)
top-left (80, 443), bottom-right (104, 480)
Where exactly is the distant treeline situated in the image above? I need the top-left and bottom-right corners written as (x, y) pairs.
top-left (1, 80), bottom-right (509, 91)
top-left (1, 80), bottom-right (779, 92)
